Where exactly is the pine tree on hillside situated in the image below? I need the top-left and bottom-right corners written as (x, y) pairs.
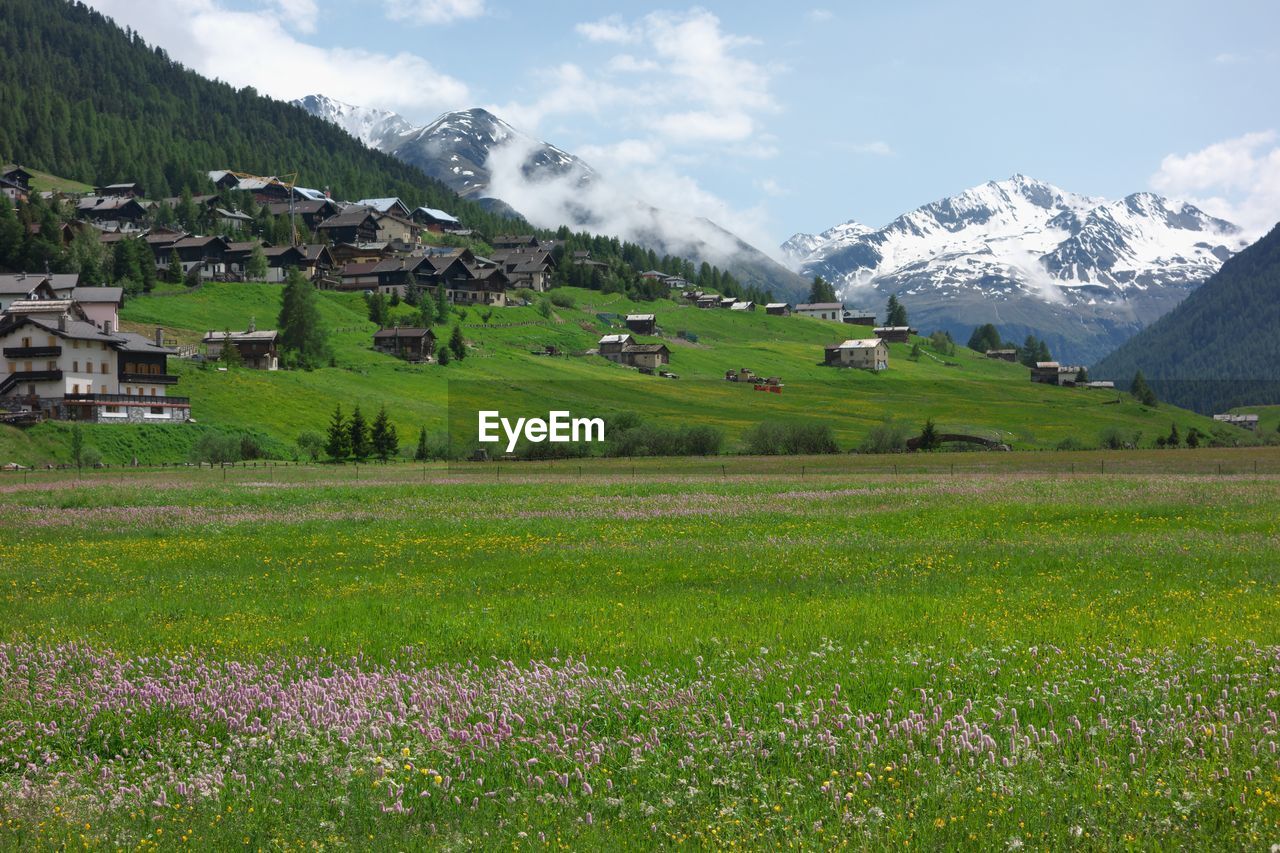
top-left (435, 286), bottom-right (449, 323)
top-left (886, 294), bottom-right (908, 326)
top-left (348, 405), bottom-right (371, 460)
top-left (325, 404), bottom-right (350, 461)
top-left (277, 268), bottom-right (330, 368)
top-left (414, 426), bottom-right (430, 461)
top-left (1131, 370), bottom-right (1158, 407)
top-left (967, 323), bottom-right (1003, 353)
top-left (449, 325), bottom-right (466, 361)
top-left (808, 275), bottom-right (837, 303)
top-left (245, 244), bottom-right (268, 281)
top-left (371, 405), bottom-right (398, 462)
top-left (219, 330), bottom-right (242, 367)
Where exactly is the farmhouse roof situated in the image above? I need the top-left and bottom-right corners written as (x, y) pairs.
top-left (796, 302), bottom-right (843, 311)
top-left (838, 338), bottom-right (884, 350)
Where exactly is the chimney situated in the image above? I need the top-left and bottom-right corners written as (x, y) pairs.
top-left (103, 319), bottom-right (113, 335)
top-left (155, 327), bottom-right (164, 347)
top-left (58, 313), bottom-right (67, 332)
top-left (248, 316), bottom-right (256, 333)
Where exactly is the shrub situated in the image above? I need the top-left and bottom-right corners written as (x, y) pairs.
top-left (296, 431), bottom-right (324, 461)
top-left (1055, 436), bottom-right (1084, 451)
top-left (80, 446), bottom-right (103, 467)
top-left (860, 419), bottom-right (911, 454)
top-left (535, 297), bottom-right (553, 319)
top-left (549, 290), bottom-right (576, 309)
top-left (191, 432), bottom-right (242, 465)
top-left (743, 421), bottom-right (839, 455)
top-left (1099, 426), bottom-right (1141, 450)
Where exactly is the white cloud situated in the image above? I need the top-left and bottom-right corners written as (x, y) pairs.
top-left (486, 135), bottom-right (778, 269)
top-left (575, 16), bottom-right (637, 43)
top-left (1150, 131), bottom-right (1280, 239)
top-left (847, 141), bottom-right (895, 157)
top-left (382, 0), bottom-right (485, 25)
top-left (270, 0), bottom-right (318, 33)
top-left (806, 8), bottom-right (834, 22)
top-left (504, 9), bottom-right (778, 143)
top-left (84, 0), bottom-right (469, 117)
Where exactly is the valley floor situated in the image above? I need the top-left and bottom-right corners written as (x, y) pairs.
top-left (1, 452), bottom-right (1279, 847)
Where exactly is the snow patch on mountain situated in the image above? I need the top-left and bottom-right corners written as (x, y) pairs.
top-left (784, 175), bottom-right (1247, 363)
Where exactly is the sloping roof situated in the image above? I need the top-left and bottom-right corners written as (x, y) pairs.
top-left (838, 338), bottom-right (884, 350)
top-left (356, 198), bottom-right (408, 214)
top-left (730, 302), bottom-right (753, 310)
top-left (414, 206), bottom-right (460, 224)
top-left (626, 314), bottom-right (655, 322)
top-left (318, 210), bottom-right (378, 228)
top-left (599, 334), bottom-right (633, 345)
top-left (70, 286), bottom-right (123, 304)
top-left (340, 261), bottom-right (381, 276)
top-left (1034, 361), bottom-right (1060, 369)
top-left (624, 343), bottom-right (669, 354)
top-left (293, 187), bottom-right (328, 201)
top-left (765, 303), bottom-right (789, 309)
top-left (215, 208), bottom-right (253, 222)
top-left (795, 302), bottom-right (843, 311)
top-left (202, 329), bottom-right (278, 344)
top-left (0, 273), bottom-right (78, 295)
top-left (374, 327), bottom-right (433, 339)
top-left (265, 200), bottom-right (335, 216)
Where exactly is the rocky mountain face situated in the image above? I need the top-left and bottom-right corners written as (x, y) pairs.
top-left (294, 95), bottom-right (807, 299)
top-left (784, 175), bottom-right (1246, 363)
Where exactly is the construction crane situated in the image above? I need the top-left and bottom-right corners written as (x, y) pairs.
top-left (221, 170), bottom-right (301, 246)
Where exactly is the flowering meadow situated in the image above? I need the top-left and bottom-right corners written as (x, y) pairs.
top-left (1, 460), bottom-right (1279, 847)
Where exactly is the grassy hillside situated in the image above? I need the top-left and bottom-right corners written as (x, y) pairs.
top-left (0, 283), bottom-right (1247, 465)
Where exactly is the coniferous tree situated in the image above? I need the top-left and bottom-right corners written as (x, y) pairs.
top-left (449, 325), bottom-right (466, 361)
top-left (1131, 370), bottom-right (1158, 406)
top-left (807, 275), bottom-right (837, 303)
top-left (886, 294), bottom-right (908, 326)
top-left (371, 405), bottom-right (398, 461)
top-left (1167, 422), bottom-right (1180, 448)
top-left (325, 404), bottom-right (350, 461)
top-left (348, 405), bottom-right (371, 460)
top-left (245, 244), bottom-right (268, 281)
top-left (0, 195), bottom-right (24, 270)
top-left (277, 268), bottom-right (330, 368)
top-left (166, 249), bottom-right (182, 283)
top-left (414, 426), bottom-right (429, 461)
top-left (435, 286), bottom-right (449, 323)
top-left (219, 330), bottom-right (242, 367)
top-left (437, 345), bottom-right (450, 366)
top-left (919, 418), bottom-right (941, 451)
top-left (967, 323), bottom-right (1003, 353)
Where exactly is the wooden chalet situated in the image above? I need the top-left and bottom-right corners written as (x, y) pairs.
top-left (94, 182), bottom-right (145, 198)
top-left (171, 236), bottom-right (231, 279)
top-left (625, 314), bottom-right (656, 335)
top-left (373, 327), bottom-right (435, 361)
top-left (357, 198), bottom-right (413, 219)
top-left (1, 164), bottom-right (33, 203)
top-left (76, 196), bottom-right (148, 228)
top-left (202, 325), bottom-right (279, 370)
top-left (765, 303), bottom-right (791, 316)
top-left (985, 348), bottom-right (1018, 362)
top-left (316, 210), bottom-right (380, 244)
top-left (873, 326), bottom-right (916, 344)
top-left (263, 199), bottom-right (340, 230)
top-left (411, 206), bottom-right (464, 233)
top-left (842, 309), bottom-right (876, 326)
top-left (491, 235), bottom-right (541, 249)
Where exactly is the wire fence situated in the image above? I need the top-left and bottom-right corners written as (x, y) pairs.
top-left (3, 447), bottom-right (1280, 489)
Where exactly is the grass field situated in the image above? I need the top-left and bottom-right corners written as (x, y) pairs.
top-left (2, 451), bottom-right (1279, 848)
top-left (1, 283), bottom-right (1252, 467)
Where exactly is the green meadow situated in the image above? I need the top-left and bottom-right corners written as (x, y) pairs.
top-left (1, 455), bottom-right (1279, 848)
top-left (1, 283), bottom-right (1255, 465)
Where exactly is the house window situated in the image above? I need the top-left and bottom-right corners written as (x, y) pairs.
top-left (47, 336), bottom-right (56, 347)
top-left (100, 362), bottom-right (109, 374)
top-left (6, 362), bottom-right (14, 373)
top-left (100, 385), bottom-right (107, 394)
top-left (20, 336), bottom-right (30, 347)
top-left (86, 362), bottom-right (93, 374)
top-left (72, 340), bottom-right (79, 349)
top-left (72, 361), bottom-right (78, 371)
top-left (149, 406), bottom-right (164, 415)
top-left (46, 360), bottom-right (56, 371)
top-left (72, 384), bottom-right (79, 394)
top-left (150, 387), bottom-right (157, 396)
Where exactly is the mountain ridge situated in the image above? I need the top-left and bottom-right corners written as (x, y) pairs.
top-left (295, 95), bottom-right (807, 300)
top-left (784, 175), bottom-right (1245, 362)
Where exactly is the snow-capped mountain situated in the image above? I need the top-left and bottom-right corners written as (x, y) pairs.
top-left (382, 108), bottom-right (591, 201)
top-left (784, 175), bottom-right (1246, 363)
top-left (294, 95), bottom-right (806, 298)
top-left (294, 94), bottom-right (414, 151)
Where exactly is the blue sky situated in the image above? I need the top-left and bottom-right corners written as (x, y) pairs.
top-left (87, 0), bottom-right (1280, 247)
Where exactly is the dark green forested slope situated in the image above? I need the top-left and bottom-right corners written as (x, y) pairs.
top-left (1093, 223), bottom-right (1280, 413)
top-left (0, 0), bottom-right (517, 235)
